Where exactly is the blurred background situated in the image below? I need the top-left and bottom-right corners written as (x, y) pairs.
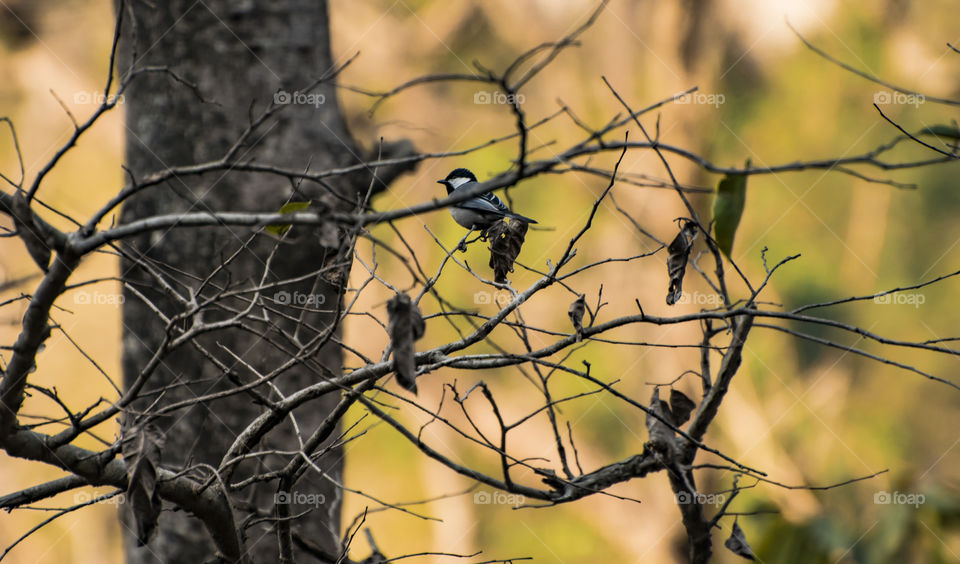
top-left (2, 0), bottom-right (960, 562)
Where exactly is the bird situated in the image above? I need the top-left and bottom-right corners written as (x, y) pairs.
top-left (437, 168), bottom-right (537, 231)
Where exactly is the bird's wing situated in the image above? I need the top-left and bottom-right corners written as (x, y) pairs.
top-left (475, 192), bottom-right (536, 222)
top-left (452, 184), bottom-right (509, 215)
top-left (478, 192), bottom-right (510, 212)
top-left (456, 200), bottom-right (504, 216)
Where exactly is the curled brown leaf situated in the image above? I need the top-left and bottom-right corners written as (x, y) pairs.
top-left (665, 220), bottom-right (699, 305)
top-left (387, 293), bottom-right (426, 393)
top-left (487, 219), bottom-right (529, 284)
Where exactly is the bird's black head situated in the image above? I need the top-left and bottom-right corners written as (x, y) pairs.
top-left (437, 168), bottom-right (477, 194)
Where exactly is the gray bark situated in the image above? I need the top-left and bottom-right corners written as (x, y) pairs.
top-left (117, 2), bottom-right (372, 561)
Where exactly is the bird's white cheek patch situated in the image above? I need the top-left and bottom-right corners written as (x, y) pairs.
top-left (448, 177), bottom-right (471, 189)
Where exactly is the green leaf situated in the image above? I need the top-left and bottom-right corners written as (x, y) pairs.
top-left (916, 125), bottom-right (960, 140)
top-left (713, 162), bottom-right (748, 258)
top-left (266, 201), bottom-right (311, 236)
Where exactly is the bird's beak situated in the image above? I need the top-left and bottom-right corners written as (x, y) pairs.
top-left (436, 180), bottom-right (445, 185)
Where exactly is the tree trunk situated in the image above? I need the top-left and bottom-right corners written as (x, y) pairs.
top-left (118, 2), bottom-right (366, 561)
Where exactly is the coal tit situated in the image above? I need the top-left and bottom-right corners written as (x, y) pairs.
top-left (437, 168), bottom-right (537, 230)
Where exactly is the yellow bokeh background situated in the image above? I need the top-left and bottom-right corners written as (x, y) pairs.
top-left (2, 1), bottom-right (959, 562)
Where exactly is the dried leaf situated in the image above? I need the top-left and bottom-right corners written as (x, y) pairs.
top-left (724, 520), bottom-right (756, 560)
top-left (487, 219), bottom-right (529, 284)
top-left (321, 267), bottom-right (346, 286)
top-left (6, 194), bottom-right (51, 272)
top-left (123, 423), bottom-right (164, 546)
top-left (669, 389), bottom-right (697, 426)
top-left (665, 220), bottom-right (699, 305)
top-left (645, 388), bottom-right (675, 447)
top-left (386, 293), bottom-right (426, 393)
top-left (265, 201), bottom-right (310, 236)
top-left (713, 164), bottom-right (748, 258)
top-left (568, 294), bottom-right (586, 342)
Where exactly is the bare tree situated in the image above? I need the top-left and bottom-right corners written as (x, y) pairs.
top-left (1, 2), bottom-right (958, 563)
top-left (112, 0), bottom-right (410, 561)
